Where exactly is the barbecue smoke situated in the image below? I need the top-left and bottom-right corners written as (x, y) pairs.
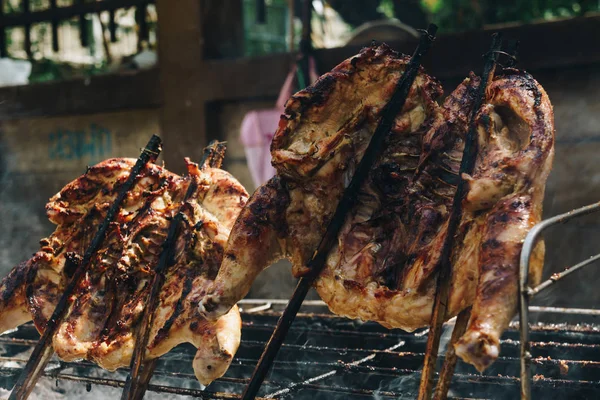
top-left (0, 135), bottom-right (52, 277)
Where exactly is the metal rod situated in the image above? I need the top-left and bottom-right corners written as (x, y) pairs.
top-left (0, 0), bottom-right (150, 28)
top-left (433, 307), bottom-right (471, 400)
top-left (417, 32), bottom-right (503, 400)
top-left (8, 135), bottom-right (162, 400)
top-left (264, 341), bottom-right (406, 398)
top-left (23, 0), bottom-right (31, 59)
top-left (77, 0), bottom-right (88, 48)
top-left (50, 0), bottom-right (59, 52)
top-left (135, 2), bottom-right (148, 51)
top-left (528, 305), bottom-right (600, 316)
top-left (0, 0), bottom-right (6, 58)
top-left (55, 373), bottom-right (255, 399)
top-left (108, 9), bottom-right (117, 43)
top-left (256, 0), bottom-right (266, 24)
top-left (240, 24), bottom-right (438, 400)
top-left (529, 253), bottom-right (600, 297)
top-left (287, 0), bottom-right (294, 51)
top-left (121, 140), bottom-right (224, 400)
top-left (519, 200), bottom-right (600, 400)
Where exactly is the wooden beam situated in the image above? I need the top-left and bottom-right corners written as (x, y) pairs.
top-left (155, 0), bottom-right (207, 173)
top-left (0, 15), bottom-right (599, 119)
top-left (0, 69), bottom-right (161, 120)
top-left (201, 0), bottom-right (244, 59)
top-left (206, 14), bottom-right (600, 100)
top-left (0, 0), bottom-right (152, 27)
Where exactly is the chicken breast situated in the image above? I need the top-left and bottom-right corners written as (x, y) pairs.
top-left (200, 44), bottom-right (554, 371)
top-left (0, 154), bottom-right (249, 386)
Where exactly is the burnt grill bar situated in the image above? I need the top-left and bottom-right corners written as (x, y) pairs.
top-left (0, 302), bottom-right (599, 399)
top-left (8, 135), bottom-right (163, 400)
top-left (519, 201), bottom-right (600, 399)
top-left (241, 23), bottom-right (439, 400)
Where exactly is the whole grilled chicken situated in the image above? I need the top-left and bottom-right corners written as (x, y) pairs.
top-left (0, 148), bottom-right (249, 385)
top-left (199, 44), bottom-right (554, 372)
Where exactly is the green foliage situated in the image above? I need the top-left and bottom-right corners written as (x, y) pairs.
top-left (422, 0), bottom-right (599, 32)
top-left (377, 0), bottom-right (396, 18)
top-left (243, 0), bottom-right (292, 56)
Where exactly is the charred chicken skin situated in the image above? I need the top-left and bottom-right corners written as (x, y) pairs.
top-left (200, 44), bottom-right (554, 372)
top-left (0, 155), bottom-right (249, 385)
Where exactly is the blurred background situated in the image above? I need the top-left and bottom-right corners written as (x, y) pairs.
top-left (0, 0), bottom-right (599, 310)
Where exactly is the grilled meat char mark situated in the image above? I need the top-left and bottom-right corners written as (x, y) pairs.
top-left (0, 156), bottom-right (248, 386)
top-left (200, 43), bottom-right (445, 322)
top-left (201, 45), bottom-right (554, 373)
top-left (454, 69), bottom-right (554, 371)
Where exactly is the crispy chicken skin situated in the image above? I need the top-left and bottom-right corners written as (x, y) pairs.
top-left (200, 44), bottom-right (554, 372)
top-left (0, 156), bottom-right (248, 386)
top-left (454, 70), bottom-right (554, 371)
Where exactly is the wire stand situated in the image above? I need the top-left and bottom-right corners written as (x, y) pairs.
top-left (519, 201), bottom-right (600, 400)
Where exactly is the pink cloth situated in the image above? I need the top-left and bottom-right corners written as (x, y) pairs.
top-left (240, 109), bottom-right (279, 188)
top-left (240, 57), bottom-right (318, 188)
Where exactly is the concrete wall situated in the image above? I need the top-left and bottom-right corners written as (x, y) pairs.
top-left (0, 109), bottom-right (160, 274)
top-left (1, 63), bottom-right (599, 310)
top-left (530, 65), bottom-right (600, 312)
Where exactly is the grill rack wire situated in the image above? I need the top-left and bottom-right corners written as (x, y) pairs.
top-left (519, 200), bottom-right (600, 399)
top-left (1, 298), bottom-right (599, 399)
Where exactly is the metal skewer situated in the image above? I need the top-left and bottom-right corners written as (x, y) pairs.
top-left (417, 33), bottom-right (503, 400)
top-left (9, 135), bottom-right (162, 400)
top-left (240, 24), bottom-right (439, 400)
top-left (121, 140), bottom-right (226, 400)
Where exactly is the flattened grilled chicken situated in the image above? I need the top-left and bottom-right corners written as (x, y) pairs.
top-left (0, 155), bottom-right (249, 385)
top-left (199, 44), bottom-right (554, 371)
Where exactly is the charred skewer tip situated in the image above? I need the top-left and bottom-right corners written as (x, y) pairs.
top-left (201, 140), bottom-right (227, 169)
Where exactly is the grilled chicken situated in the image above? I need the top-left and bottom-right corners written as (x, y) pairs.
top-left (0, 153), bottom-right (249, 385)
top-left (199, 44), bottom-right (554, 371)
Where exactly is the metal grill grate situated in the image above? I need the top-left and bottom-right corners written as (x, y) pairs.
top-left (0, 300), bottom-right (598, 399)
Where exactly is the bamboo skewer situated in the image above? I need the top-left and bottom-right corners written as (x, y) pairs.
top-left (429, 38), bottom-right (520, 400)
top-left (433, 307), bottom-right (471, 400)
top-left (240, 24), bottom-right (439, 400)
top-left (417, 33), bottom-right (503, 400)
top-left (121, 141), bottom-right (226, 400)
top-left (9, 135), bottom-right (162, 400)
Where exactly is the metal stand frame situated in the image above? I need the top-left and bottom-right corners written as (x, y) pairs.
top-left (519, 201), bottom-right (600, 399)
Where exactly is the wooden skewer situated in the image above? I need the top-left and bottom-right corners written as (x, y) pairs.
top-left (430, 38), bottom-right (520, 400)
top-left (121, 140), bottom-right (225, 400)
top-left (9, 135), bottom-right (162, 400)
top-left (240, 24), bottom-right (439, 400)
top-left (417, 33), bottom-right (503, 400)
top-left (433, 307), bottom-right (471, 400)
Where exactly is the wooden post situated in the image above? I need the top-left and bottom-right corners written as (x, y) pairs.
top-left (201, 0), bottom-right (244, 59)
top-left (155, 0), bottom-right (207, 172)
top-left (155, 0), bottom-right (244, 172)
